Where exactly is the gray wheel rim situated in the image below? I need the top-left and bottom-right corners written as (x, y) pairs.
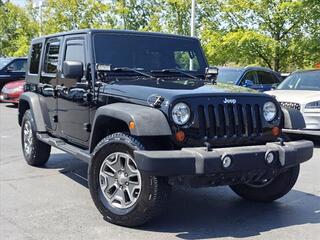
top-left (23, 120), bottom-right (33, 157)
top-left (99, 152), bottom-right (142, 209)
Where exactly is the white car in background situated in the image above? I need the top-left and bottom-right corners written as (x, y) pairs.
top-left (265, 69), bottom-right (320, 135)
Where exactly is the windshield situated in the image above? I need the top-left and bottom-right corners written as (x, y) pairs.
top-left (0, 58), bottom-right (11, 70)
top-left (277, 71), bottom-right (320, 91)
top-left (93, 33), bottom-right (207, 76)
top-left (216, 69), bottom-right (242, 84)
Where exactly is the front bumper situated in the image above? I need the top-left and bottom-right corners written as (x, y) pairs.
top-left (134, 140), bottom-right (313, 176)
top-left (0, 93), bottom-right (19, 104)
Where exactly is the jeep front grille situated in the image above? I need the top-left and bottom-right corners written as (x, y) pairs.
top-left (279, 102), bottom-right (301, 111)
top-left (197, 103), bottom-right (263, 138)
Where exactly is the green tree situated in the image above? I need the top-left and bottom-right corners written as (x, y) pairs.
top-left (111, 0), bottom-right (161, 30)
top-left (42, 0), bottom-right (114, 34)
top-left (198, 0), bottom-right (319, 71)
top-left (162, 0), bottom-right (192, 35)
top-left (0, 2), bottom-right (38, 57)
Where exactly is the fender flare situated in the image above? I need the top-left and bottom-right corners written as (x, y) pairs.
top-left (89, 103), bottom-right (172, 152)
top-left (19, 92), bottom-right (46, 132)
top-left (281, 106), bottom-right (306, 129)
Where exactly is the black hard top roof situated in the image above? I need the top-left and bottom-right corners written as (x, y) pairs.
top-left (32, 29), bottom-right (198, 42)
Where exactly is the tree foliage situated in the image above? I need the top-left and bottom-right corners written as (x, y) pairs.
top-left (198, 0), bottom-right (320, 71)
top-left (0, 2), bottom-right (38, 57)
top-left (0, 0), bottom-right (319, 71)
top-left (42, 0), bottom-right (114, 34)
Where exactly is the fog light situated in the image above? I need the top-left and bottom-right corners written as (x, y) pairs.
top-left (265, 151), bottom-right (275, 164)
top-left (222, 155), bottom-right (232, 168)
top-left (175, 130), bottom-right (185, 142)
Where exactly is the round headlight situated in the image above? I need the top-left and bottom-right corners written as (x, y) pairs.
top-left (263, 101), bottom-right (277, 122)
top-left (172, 102), bottom-right (190, 125)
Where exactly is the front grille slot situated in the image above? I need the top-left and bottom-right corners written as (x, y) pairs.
top-left (197, 103), bottom-right (263, 139)
top-left (197, 106), bottom-right (206, 137)
top-left (207, 105), bottom-right (216, 138)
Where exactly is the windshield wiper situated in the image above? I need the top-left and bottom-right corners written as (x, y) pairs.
top-left (112, 67), bottom-right (155, 79)
top-left (150, 68), bottom-right (198, 79)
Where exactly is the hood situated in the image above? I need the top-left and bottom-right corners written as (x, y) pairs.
top-left (265, 90), bottom-right (320, 104)
top-left (102, 79), bottom-right (263, 105)
top-left (4, 80), bottom-right (25, 89)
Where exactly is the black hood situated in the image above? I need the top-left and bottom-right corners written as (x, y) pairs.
top-left (101, 78), bottom-right (266, 106)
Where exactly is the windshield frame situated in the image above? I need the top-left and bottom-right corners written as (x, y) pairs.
top-left (277, 71), bottom-right (320, 91)
top-left (92, 32), bottom-right (209, 80)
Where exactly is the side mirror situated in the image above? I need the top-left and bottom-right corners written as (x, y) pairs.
top-left (271, 83), bottom-right (279, 90)
top-left (63, 61), bottom-right (83, 80)
top-left (6, 66), bottom-right (14, 72)
top-left (242, 79), bottom-right (254, 87)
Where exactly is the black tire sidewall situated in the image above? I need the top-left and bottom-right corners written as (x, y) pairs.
top-left (88, 133), bottom-right (167, 226)
top-left (21, 110), bottom-right (36, 163)
top-left (230, 165), bottom-right (300, 202)
top-left (21, 110), bottom-right (50, 166)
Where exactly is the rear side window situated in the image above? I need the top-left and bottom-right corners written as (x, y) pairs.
top-left (44, 41), bottom-right (60, 74)
top-left (257, 71), bottom-right (279, 84)
top-left (65, 43), bottom-right (85, 63)
top-left (29, 43), bottom-right (42, 74)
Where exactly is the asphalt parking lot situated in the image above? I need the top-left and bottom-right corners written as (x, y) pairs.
top-left (0, 103), bottom-right (319, 240)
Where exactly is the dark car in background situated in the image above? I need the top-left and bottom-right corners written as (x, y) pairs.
top-left (216, 66), bottom-right (282, 91)
top-left (0, 57), bottom-right (27, 90)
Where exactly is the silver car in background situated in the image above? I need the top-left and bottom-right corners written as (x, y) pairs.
top-left (265, 69), bottom-right (320, 135)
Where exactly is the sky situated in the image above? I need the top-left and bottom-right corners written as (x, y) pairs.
top-left (10, 0), bottom-right (43, 7)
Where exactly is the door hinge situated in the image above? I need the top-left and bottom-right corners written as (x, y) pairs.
top-left (53, 115), bottom-right (58, 123)
top-left (83, 123), bottom-right (91, 132)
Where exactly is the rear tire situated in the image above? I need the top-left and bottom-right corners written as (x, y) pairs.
top-left (230, 165), bottom-right (300, 202)
top-left (88, 132), bottom-right (170, 227)
top-left (21, 110), bottom-right (51, 166)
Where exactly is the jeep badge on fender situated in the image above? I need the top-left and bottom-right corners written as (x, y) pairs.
top-left (18, 29), bottom-right (313, 227)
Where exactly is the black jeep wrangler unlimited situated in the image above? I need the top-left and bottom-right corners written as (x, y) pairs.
top-left (18, 29), bottom-right (313, 227)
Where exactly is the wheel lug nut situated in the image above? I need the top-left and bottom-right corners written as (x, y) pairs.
top-left (125, 173), bottom-right (128, 177)
top-left (125, 182), bottom-right (129, 185)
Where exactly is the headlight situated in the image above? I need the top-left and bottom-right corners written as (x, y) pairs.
top-left (263, 101), bottom-right (277, 122)
top-left (172, 102), bottom-right (190, 125)
top-left (1, 87), bottom-right (8, 93)
top-left (12, 85), bottom-right (24, 92)
top-left (305, 101), bottom-right (320, 109)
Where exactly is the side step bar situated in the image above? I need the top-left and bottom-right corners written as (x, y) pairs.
top-left (37, 133), bottom-right (91, 163)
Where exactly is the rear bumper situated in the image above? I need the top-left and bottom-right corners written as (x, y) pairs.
top-left (134, 140), bottom-right (313, 176)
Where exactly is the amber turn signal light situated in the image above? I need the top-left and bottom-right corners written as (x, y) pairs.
top-left (129, 121), bottom-right (135, 129)
top-left (175, 130), bottom-right (185, 142)
top-left (272, 127), bottom-right (281, 136)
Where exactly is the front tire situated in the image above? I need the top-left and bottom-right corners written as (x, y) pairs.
top-left (230, 165), bottom-right (300, 202)
top-left (88, 133), bottom-right (170, 227)
top-left (21, 110), bottom-right (51, 166)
